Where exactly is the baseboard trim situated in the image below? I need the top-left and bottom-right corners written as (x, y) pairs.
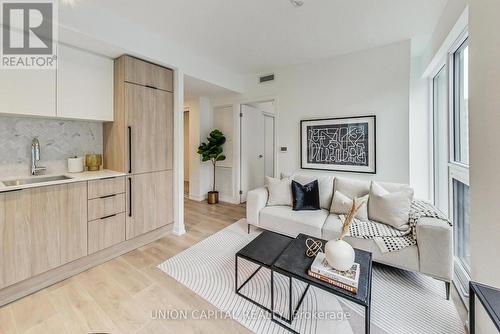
top-left (189, 193), bottom-right (206, 201)
top-left (219, 196), bottom-right (239, 204)
top-left (0, 223), bottom-right (173, 307)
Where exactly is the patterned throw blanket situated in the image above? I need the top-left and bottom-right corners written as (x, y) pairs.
top-left (341, 200), bottom-right (450, 253)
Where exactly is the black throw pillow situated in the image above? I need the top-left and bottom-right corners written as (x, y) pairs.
top-left (291, 180), bottom-right (320, 211)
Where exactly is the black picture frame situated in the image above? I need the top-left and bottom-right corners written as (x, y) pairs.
top-left (300, 115), bottom-right (376, 174)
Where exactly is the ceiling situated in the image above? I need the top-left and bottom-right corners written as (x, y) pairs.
top-left (85, 0), bottom-right (448, 74)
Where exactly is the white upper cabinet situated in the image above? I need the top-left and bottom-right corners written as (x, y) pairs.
top-left (57, 44), bottom-right (114, 121)
top-left (0, 68), bottom-right (56, 117)
top-left (0, 44), bottom-right (113, 121)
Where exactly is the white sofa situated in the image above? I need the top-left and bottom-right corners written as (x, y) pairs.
top-left (246, 173), bottom-right (453, 299)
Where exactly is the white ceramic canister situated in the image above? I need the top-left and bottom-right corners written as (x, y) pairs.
top-left (67, 157), bottom-right (84, 173)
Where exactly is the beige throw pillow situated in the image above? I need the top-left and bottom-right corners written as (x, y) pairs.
top-left (266, 176), bottom-right (292, 206)
top-left (368, 182), bottom-right (414, 230)
top-left (330, 191), bottom-right (369, 221)
top-left (334, 177), bottom-right (371, 198)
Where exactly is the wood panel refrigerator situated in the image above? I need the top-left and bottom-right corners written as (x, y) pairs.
top-left (104, 55), bottom-right (174, 240)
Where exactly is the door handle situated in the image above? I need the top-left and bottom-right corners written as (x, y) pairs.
top-left (128, 126), bottom-right (132, 174)
top-left (258, 155), bottom-right (263, 158)
top-left (128, 177), bottom-right (132, 217)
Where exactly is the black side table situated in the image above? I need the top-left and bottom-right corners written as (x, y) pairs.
top-left (235, 231), bottom-right (292, 312)
top-left (271, 234), bottom-right (373, 334)
top-left (469, 281), bottom-right (500, 334)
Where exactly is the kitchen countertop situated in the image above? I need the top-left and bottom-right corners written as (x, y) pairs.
top-left (0, 170), bottom-right (126, 193)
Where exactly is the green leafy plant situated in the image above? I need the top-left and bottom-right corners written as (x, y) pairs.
top-left (197, 129), bottom-right (226, 192)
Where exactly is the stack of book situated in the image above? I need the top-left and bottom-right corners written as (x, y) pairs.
top-left (308, 252), bottom-right (360, 293)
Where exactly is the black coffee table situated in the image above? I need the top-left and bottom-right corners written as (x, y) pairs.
top-left (272, 234), bottom-right (373, 334)
top-left (235, 231), bottom-right (293, 312)
top-left (235, 231), bottom-right (373, 334)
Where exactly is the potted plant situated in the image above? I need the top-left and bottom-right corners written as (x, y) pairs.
top-left (197, 129), bottom-right (226, 204)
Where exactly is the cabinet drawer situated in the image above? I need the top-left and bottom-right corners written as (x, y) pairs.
top-left (88, 177), bottom-right (125, 199)
top-left (124, 56), bottom-right (173, 92)
top-left (88, 213), bottom-right (126, 254)
top-left (88, 193), bottom-right (125, 221)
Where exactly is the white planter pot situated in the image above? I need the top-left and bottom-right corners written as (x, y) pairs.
top-left (324, 239), bottom-right (355, 271)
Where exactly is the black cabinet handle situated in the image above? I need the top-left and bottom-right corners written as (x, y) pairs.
top-left (145, 84), bottom-right (158, 90)
top-left (100, 214), bottom-right (117, 220)
top-left (128, 177), bottom-right (132, 217)
top-left (99, 194), bottom-right (117, 199)
top-left (2, 188), bottom-right (23, 194)
top-left (128, 126), bottom-right (132, 174)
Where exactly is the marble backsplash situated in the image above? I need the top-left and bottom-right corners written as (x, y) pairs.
top-left (0, 115), bottom-right (103, 177)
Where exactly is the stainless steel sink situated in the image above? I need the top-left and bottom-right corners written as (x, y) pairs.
top-left (2, 175), bottom-right (72, 187)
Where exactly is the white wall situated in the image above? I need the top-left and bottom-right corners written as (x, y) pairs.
top-left (421, 0), bottom-right (468, 69)
top-left (214, 40), bottom-right (412, 186)
top-left (213, 106), bottom-right (236, 202)
top-left (185, 97), bottom-right (212, 201)
top-left (409, 0), bottom-right (468, 201)
top-left (409, 55), bottom-right (432, 200)
top-left (469, 1), bottom-right (500, 333)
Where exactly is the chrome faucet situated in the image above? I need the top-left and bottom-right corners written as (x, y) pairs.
top-left (31, 137), bottom-right (46, 176)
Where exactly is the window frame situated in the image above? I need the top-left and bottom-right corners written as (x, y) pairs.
top-left (430, 29), bottom-right (470, 304)
top-left (451, 39), bottom-right (470, 167)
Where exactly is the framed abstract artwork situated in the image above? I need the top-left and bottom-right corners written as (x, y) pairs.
top-left (300, 116), bottom-right (376, 173)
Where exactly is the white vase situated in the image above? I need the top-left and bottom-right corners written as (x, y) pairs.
top-left (324, 239), bottom-right (355, 271)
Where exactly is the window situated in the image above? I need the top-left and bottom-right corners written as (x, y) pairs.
top-left (432, 36), bottom-right (470, 302)
top-left (453, 179), bottom-right (470, 270)
top-left (450, 39), bottom-right (470, 299)
top-left (453, 42), bottom-right (469, 165)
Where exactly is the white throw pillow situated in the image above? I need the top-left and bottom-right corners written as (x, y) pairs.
top-left (368, 182), bottom-right (414, 230)
top-left (330, 191), bottom-right (369, 221)
top-left (266, 176), bottom-right (292, 206)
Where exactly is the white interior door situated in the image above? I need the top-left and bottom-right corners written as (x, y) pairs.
top-left (264, 114), bottom-right (275, 178)
top-left (240, 105), bottom-right (265, 202)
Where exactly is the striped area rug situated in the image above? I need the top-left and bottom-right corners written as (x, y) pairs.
top-left (158, 220), bottom-right (465, 334)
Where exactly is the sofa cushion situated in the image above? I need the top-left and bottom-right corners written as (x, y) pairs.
top-left (368, 182), bottom-right (414, 230)
top-left (266, 176), bottom-right (292, 206)
top-left (292, 173), bottom-right (335, 210)
top-left (259, 206), bottom-right (329, 238)
top-left (334, 177), bottom-right (371, 198)
top-left (330, 191), bottom-right (369, 221)
top-left (291, 180), bottom-right (320, 211)
top-left (322, 214), bottom-right (419, 272)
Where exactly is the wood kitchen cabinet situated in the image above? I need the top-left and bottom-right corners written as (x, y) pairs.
top-left (87, 176), bottom-right (126, 254)
top-left (60, 182), bottom-right (88, 263)
top-left (124, 56), bottom-right (173, 92)
top-left (0, 182), bottom-right (87, 289)
top-left (126, 170), bottom-right (173, 239)
top-left (104, 55), bottom-right (174, 241)
top-left (104, 55), bottom-right (173, 174)
top-left (125, 83), bottom-right (173, 173)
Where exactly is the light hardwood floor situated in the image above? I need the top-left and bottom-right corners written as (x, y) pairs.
top-left (0, 199), bottom-right (467, 333)
top-left (0, 199), bottom-right (251, 334)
